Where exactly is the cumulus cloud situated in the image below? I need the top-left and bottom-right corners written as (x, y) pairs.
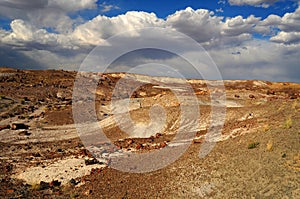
top-left (279, 6), bottom-right (300, 32)
top-left (228, 0), bottom-right (279, 8)
top-left (255, 5), bottom-right (300, 44)
top-left (0, 3), bottom-right (299, 82)
top-left (165, 8), bottom-right (262, 48)
top-left (0, 0), bottom-right (98, 33)
top-left (209, 40), bottom-right (300, 82)
top-left (222, 15), bottom-right (261, 36)
top-left (72, 11), bottom-right (165, 45)
top-left (166, 7), bottom-right (222, 43)
top-left (270, 31), bottom-right (300, 44)
top-left (0, 19), bottom-right (84, 52)
top-left (260, 14), bottom-right (282, 26)
top-left (3, 5), bottom-right (299, 50)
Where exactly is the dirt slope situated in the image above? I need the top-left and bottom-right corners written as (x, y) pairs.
top-left (0, 68), bottom-right (299, 198)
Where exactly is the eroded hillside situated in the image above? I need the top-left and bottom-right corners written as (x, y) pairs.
top-left (0, 68), bottom-right (299, 198)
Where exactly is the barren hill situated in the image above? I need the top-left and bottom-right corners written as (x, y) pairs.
top-left (0, 68), bottom-right (299, 198)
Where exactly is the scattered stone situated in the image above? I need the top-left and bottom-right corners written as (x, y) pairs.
top-left (249, 94), bottom-right (255, 99)
top-left (69, 178), bottom-right (77, 186)
top-left (39, 181), bottom-right (50, 190)
top-left (289, 93), bottom-right (298, 99)
top-left (126, 139), bottom-right (133, 145)
top-left (267, 90), bottom-right (275, 95)
top-left (11, 123), bottom-right (29, 130)
top-left (85, 158), bottom-right (99, 165)
top-left (6, 189), bottom-right (14, 193)
top-left (56, 91), bottom-right (63, 99)
top-left (150, 135), bottom-right (155, 140)
top-left (18, 130), bottom-right (31, 136)
top-left (77, 143), bottom-right (84, 147)
top-left (193, 139), bottom-right (202, 144)
top-left (139, 91), bottom-right (147, 97)
top-left (83, 189), bottom-right (92, 196)
top-left (4, 164), bottom-right (13, 173)
top-left (155, 133), bottom-right (162, 138)
top-left (23, 96), bottom-right (30, 101)
top-left (160, 142), bottom-right (167, 148)
top-left (136, 144), bottom-right (142, 150)
top-left (49, 180), bottom-right (61, 187)
top-left (32, 152), bottom-right (41, 157)
top-left (80, 149), bottom-right (93, 157)
top-left (0, 124), bottom-right (10, 131)
top-left (90, 168), bottom-right (102, 175)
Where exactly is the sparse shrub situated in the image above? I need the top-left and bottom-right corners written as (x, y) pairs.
top-left (284, 117), bottom-right (292, 129)
top-left (292, 100), bottom-right (298, 110)
top-left (30, 183), bottom-right (41, 191)
top-left (263, 124), bottom-right (270, 132)
top-left (21, 99), bottom-right (25, 104)
top-left (70, 192), bottom-right (79, 198)
top-left (266, 140), bottom-right (273, 151)
top-left (281, 153), bottom-right (286, 158)
top-left (248, 142), bottom-right (259, 149)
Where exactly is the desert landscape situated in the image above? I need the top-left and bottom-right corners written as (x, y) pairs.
top-left (0, 67), bottom-right (299, 198)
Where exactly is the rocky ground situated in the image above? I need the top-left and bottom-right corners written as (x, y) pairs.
top-left (0, 67), bottom-right (299, 198)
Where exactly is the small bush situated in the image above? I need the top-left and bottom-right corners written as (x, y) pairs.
top-left (70, 192), bottom-right (79, 198)
top-left (266, 140), bottom-right (273, 151)
top-left (263, 124), bottom-right (270, 132)
top-left (284, 117), bottom-right (292, 129)
top-left (30, 183), bottom-right (41, 191)
top-left (248, 142), bottom-right (259, 149)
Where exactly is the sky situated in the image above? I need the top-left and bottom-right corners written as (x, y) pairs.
top-left (0, 0), bottom-right (299, 82)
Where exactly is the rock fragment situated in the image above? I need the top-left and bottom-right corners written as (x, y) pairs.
top-left (0, 124), bottom-right (10, 131)
top-left (11, 123), bottom-right (29, 130)
top-left (249, 94), bottom-right (255, 99)
top-left (18, 130), bottom-right (31, 136)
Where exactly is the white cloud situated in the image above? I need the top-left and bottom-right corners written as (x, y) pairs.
top-left (228, 0), bottom-right (279, 8)
top-left (270, 31), bottom-right (300, 44)
top-left (72, 11), bottom-right (165, 45)
top-left (21, 49), bottom-right (86, 70)
top-left (166, 7), bottom-right (223, 43)
top-left (0, 0), bottom-right (98, 34)
top-left (165, 8), bottom-right (261, 47)
top-left (0, 0), bottom-right (48, 9)
top-left (222, 15), bottom-right (261, 36)
top-left (100, 2), bottom-right (120, 13)
top-left (48, 0), bottom-right (97, 12)
top-left (209, 40), bottom-right (300, 82)
top-left (216, 8), bottom-right (224, 13)
top-left (0, 28), bottom-right (10, 37)
top-left (260, 14), bottom-right (282, 26)
top-left (279, 6), bottom-right (300, 32)
top-left (0, 4), bottom-right (299, 82)
top-left (1, 19), bottom-right (81, 51)
top-left (218, 0), bottom-right (226, 5)
top-left (255, 5), bottom-right (300, 44)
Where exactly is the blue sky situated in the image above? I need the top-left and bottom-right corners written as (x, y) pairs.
top-left (100, 0), bottom-right (297, 18)
top-left (0, 0), bottom-right (299, 82)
